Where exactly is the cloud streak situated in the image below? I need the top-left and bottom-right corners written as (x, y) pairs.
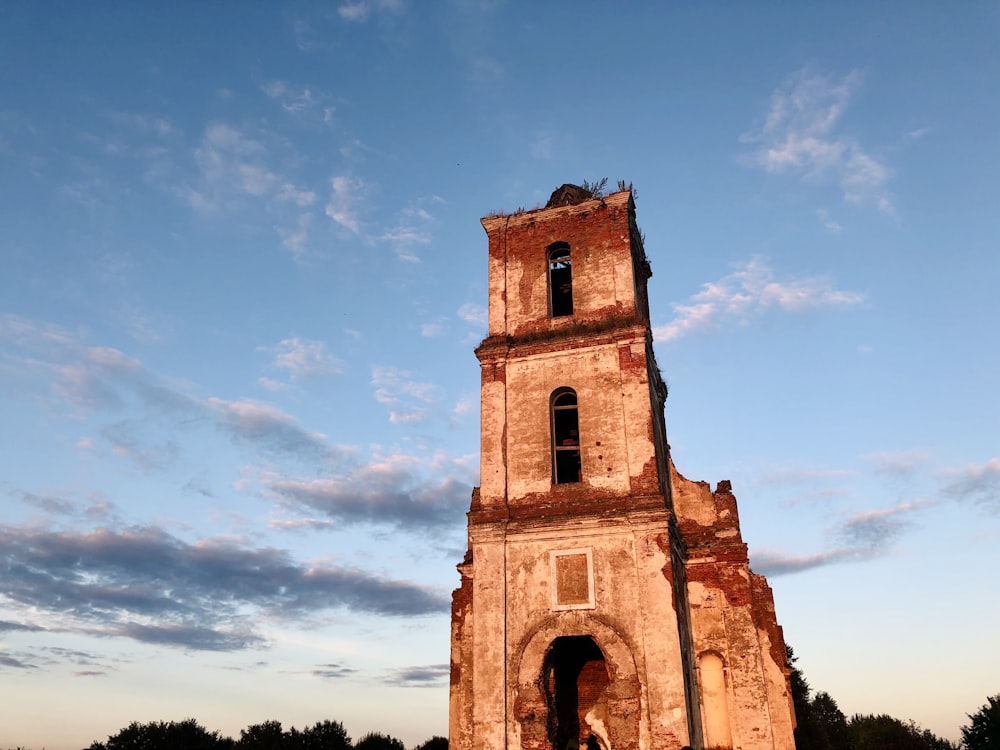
top-left (752, 500), bottom-right (930, 576)
top-left (208, 397), bottom-right (339, 461)
top-left (0, 523), bottom-right (448, 653)
top-left (2, 317), bottom-right (345, 467)
top-left (942, 458), bottom-right (1000, 511)
top-left (653, 257), bottom-right (864, 342)
top-left (384, 663), bottom-right (449, 687)
top-left (257, 452), bottom-right (472, 531)
top-left (866, 450), bottom-right (929, 479)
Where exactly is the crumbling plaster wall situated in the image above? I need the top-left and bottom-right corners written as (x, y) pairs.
top-left (497, 336), bottom-right (657, 502)
top-left (481, 191), bottom-right (640, 342)
top-left (671, 464), bottom-right (795, 750)
top-left (501, 514), bottom-right (693, 750)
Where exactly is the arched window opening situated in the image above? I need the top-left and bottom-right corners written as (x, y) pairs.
top-left (543, 636), bottom-right (610, 750)
top-left (698, 652), bottom-right (732, 749)
top-left (552, 388), bottom-right (581, 484)
top-left (549, 244), bottom-right (573, 317)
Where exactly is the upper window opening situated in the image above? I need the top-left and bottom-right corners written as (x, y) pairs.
top-left (552, 388), bottom-right (581, 484)
top-left (549, 244), bottom-right (573, 318)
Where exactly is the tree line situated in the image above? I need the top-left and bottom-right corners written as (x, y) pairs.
top-left (5, 720), bottom-right (445, 750)
top-left (788, 646), bottom-right (998, 750)
top-left (4, 665), bottom-right (997, 749)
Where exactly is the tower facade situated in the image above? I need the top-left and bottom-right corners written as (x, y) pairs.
top-left (449, 185), bottom-right (795, 750)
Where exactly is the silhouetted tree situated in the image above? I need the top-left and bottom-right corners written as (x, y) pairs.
top-left (238, 720), bottom-right (287, 750)
top-left (961, 694), bottom-right (1000, 750)
top-left (784, 646), bottom-right (956, 750)
top-left (787, 645), bottom-right (834, 750)
top-left (298, 720), bottom-right (353, 750)
top-left (847, 714), bottom-right (957, 750)
top-left (354, 731), bottom-right (405, 750)
top-left (812, 691), bottom-right (849, 750)
top-left (87, 718), bottom-right (234, 749)
top-left (412, 737), bottom-right (447, 750)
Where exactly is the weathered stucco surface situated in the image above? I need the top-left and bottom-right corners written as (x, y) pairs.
top-left (451, 187), bottom-right (795, 750)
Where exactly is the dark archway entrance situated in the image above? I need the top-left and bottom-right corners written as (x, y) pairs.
top-left (544, 636), bottom-right (611, 750)
top-left (515, 617), bottom-right (641, 750)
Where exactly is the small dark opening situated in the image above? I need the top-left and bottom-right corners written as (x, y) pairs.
top-left (549, 246), bottom-right (573, 317)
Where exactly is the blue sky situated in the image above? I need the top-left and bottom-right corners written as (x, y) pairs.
top-left (1, 2), bottom-right (998, 748)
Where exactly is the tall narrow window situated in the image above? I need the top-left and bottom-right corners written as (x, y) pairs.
top-left (549, 244), bottom-right (573, 317)
top-left (552, 388), bottom-right (581, 484)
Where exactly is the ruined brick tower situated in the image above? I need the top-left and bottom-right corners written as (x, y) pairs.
top-left (449, 185), bottom-right (796, 750)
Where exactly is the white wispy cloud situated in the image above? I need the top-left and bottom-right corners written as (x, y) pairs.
top-left (51, 346), bottom-right (143, 413)
top-left (276, 212), bottom-right (314, 260)
top-left (339, 138), bottom-right (372, 161)
top-left (337, 0), bottom-right (403, 23)
top-left (0, 313), bottom-right (75, 347)
top-left (371, 365), bottom-right (443, 424)
top-left (452, 396), bottom-right (475, 416)
top-left (743, 69), bottom-right (894, 213)
top-left (379, 227), bottom-right (429, 261)
top-left (653, 257), bottom-right (864, 342)
top-left (258, 376), bottom-right (292, 392)
top-left (816, 209), bottom-right (843, 233)
top-left (267, 517), bottom-right (335, 532)
top-left (262, 337), bottom-right (344, 381)
top-left (325, 174), bottom-right (366, 233)
top-left (260, 80), bottom-right (335, 124)
top-left (457, 303), bottom-right (487, 327)
top-left (184, 122), bottom-right (316, 213)
top-left (338, 2), bottom-right (371, 22)
top-left (379, 199), bottom-right (441, 262)
top-left (421, 320), bottom-right (445, 337)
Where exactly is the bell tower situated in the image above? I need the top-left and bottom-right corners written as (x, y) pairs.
top-left (449, 185), bottom-right (796, 750)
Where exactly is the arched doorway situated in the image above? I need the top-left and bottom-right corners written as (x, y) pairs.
top-left (514, 616), bottom-right (641, 750)
top-left (544, 636), bottom-right (610, 750)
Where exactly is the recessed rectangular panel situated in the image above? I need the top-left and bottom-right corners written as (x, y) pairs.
top-left (550, 548), bottom-right (595, 610)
